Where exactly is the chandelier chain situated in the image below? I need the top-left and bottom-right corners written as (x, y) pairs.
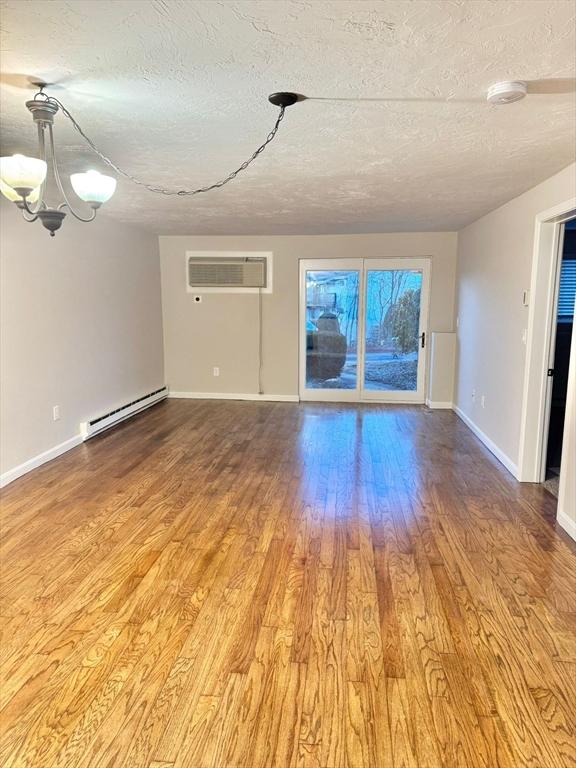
top-left (39, 94), bottom-right (286, 196)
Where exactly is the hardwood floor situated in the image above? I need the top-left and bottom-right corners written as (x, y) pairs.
top-left (1, 399), bottom-right (575, 768)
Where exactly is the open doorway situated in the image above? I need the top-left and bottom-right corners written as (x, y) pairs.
top-left (542, 218), bottom-right (576, 496)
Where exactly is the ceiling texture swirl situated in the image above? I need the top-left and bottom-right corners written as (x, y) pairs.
top-left (1, 0), bottom-right (575, 235)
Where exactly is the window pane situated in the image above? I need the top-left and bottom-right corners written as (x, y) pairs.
top-left (558, 260), bottom-right (576, 320)
top-left (364, 270), bottom-right (422, 391)
top-left (305, 270), bottom-right (359, 389)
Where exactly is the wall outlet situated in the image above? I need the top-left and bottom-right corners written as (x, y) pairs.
top-left (481, 395), bottom-right (486, 409)
top-left (471, 389), bottom-right (476, 402)
top-left (213, 367), bottom-right (220, 377)
top-left (52, 405), bottom-right (60, 421)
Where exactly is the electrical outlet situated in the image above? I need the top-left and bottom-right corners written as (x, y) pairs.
top-left (481, 395), bottom-right (486, 409)
top-left (213, 367), bottom-right (220, 377)
top-left (52, 405), bottom-right (60, 421)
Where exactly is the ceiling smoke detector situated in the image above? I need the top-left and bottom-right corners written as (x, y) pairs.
top-left (486, 81), bottom-right (527, 105)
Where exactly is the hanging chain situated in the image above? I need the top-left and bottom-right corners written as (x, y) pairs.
top-left (34, 92), bottom-right (286, 196)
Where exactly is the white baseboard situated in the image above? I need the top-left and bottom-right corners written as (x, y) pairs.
top-left (0, 434), bottom-right (83, 489)
top-left (557, 510), bottom-right (576, 542)
top-left (453, 405), bottom-right (519, 479)
top-left (426, 400), bottom-right (453, 409)
top-left (169, 391), bottom-right (300, 403)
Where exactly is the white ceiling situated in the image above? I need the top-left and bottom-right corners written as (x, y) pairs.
top-left (1, 0), bottom-right (575, 235)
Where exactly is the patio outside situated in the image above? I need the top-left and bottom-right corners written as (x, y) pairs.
top-left (305, 269), bottom-right (422, 391)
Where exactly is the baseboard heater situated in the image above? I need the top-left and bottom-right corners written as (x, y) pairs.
top-left (80, 386), bottom-right (168, 440)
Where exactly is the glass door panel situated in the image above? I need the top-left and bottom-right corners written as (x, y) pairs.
top-left (300, 261), bottom-right (362, 401)
top-left (300, 258), bottom-right (429, 403)
top-left (362, 260), bottom-right (429, 402)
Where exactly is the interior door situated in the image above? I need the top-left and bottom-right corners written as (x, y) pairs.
top-left (361, 258), bottom-right (430, 403)
top-left (539, 222), bottom-right (567, 481)
top-left (299, 259), bottom-right (363, 401)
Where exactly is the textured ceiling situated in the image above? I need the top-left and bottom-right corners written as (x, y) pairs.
top-left (1, 0), bottom-right (575, 235)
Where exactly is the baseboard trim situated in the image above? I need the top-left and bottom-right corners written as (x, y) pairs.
top-left (169, 391), bottom-right (300, 403)
top-left (557, 510), bottom-right (576, 542)
top-left (0, 434), bottom-right (83, 489)
top-left (426, 400), bottom-right (453, 409)
top-left (453, 405), bottom-right (519, 479)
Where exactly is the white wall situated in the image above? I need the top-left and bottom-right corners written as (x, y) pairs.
top-left (454, 163), bottom-right (576, 474)
top-left (0, 199), bottom-right (165, 478)
top-left (159, 232), bottom-right (458, 398)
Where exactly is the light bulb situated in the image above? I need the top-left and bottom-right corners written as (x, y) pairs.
top-left (70, 170), bottom-right (116, 206)
top-left (0, 154), bottom-right (47, 194)
top-left (0, 180), bottom-right (40, 203)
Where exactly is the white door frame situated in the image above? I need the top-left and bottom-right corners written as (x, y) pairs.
top-left (537, 223), bottom-right (565, 481)
top-left (517, 198), bottom-right (576, 482)
top-left (299, 257), bottom-right (431, 403)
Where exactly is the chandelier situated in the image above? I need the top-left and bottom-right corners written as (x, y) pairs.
top-left (0, 89), bottom-right (301, 236)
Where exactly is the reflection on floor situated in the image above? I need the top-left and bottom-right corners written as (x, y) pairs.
top-left (1, 400), bottom-right (574, 767)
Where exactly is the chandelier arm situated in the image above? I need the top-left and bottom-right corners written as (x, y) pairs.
top-left (19, 195), bottom-right (42, 217)
top-left (48, 123), bottom-right (97, 223)
top-left (20, 208), bottom-right (39, 223)
top-left (43, 95), bottom-right (286, 196)
top-left (57, 200), bottom-right (97, 222)
top-left (21, 124), bottom-right (48, 215)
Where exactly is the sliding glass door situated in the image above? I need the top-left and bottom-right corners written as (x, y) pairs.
top-left (299, 258), bottom-right (430, 402)
top-left (361, 259), bottom-right (429, 402)
top-left (300, 260), bottom-right (362, 401)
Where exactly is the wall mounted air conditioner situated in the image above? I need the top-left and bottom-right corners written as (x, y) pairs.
top-left (186, 251), bottom-right (273, 294)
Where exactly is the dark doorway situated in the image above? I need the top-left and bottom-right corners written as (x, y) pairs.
top-left (544, 219), bottom-right (576, 496)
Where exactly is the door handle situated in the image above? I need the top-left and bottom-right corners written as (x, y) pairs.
top-left (420, 332), bottom-right (426, 349)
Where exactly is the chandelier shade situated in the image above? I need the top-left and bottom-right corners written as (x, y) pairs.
top-left (0, 179), bottom-right (40, 203)
top-left (0, 154), bottom-right (47, 195)
top-left (70, 170), bottom-right (117, 206)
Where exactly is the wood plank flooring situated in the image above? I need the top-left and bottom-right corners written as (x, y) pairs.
top-left (1, 399), bottom-right (575, 767)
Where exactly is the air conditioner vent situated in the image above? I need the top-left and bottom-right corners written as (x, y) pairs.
top-left (188, 257), bottom-right (267, 289)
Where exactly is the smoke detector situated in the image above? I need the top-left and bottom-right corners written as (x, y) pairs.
top-left (487, 81), bottom-right (527, 105)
